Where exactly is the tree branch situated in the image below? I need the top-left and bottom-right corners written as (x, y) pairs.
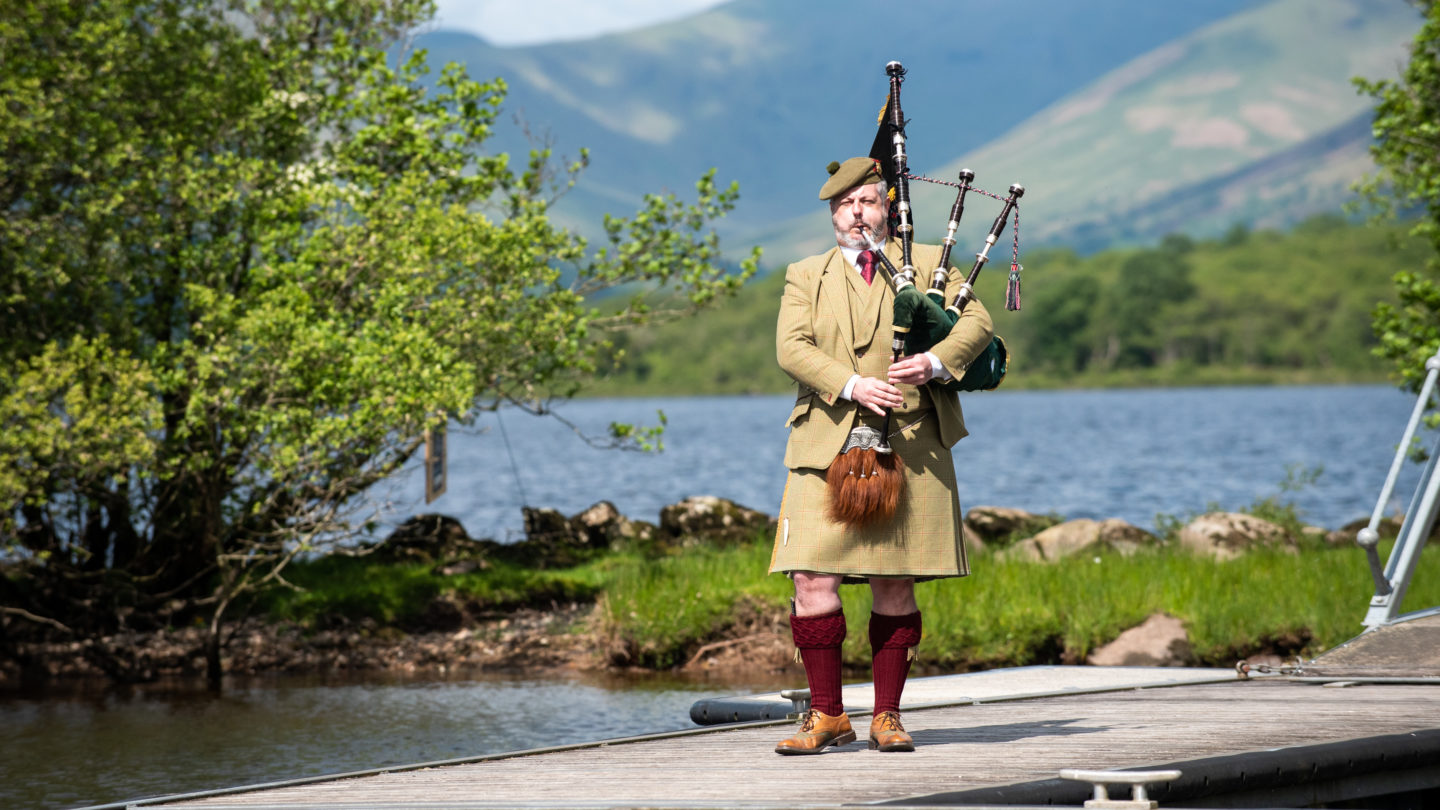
top-left (0, 606), bottom-right (74, 635)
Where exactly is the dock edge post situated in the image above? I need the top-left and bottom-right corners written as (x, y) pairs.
top-left (1059, 768), bottom-right (1182, 809)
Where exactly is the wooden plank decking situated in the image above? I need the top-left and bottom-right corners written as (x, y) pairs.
top-left (137, 680), bottom-right (1440, 809)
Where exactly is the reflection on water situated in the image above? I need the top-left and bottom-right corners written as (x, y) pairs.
top-left (2, 669), bottom-right (779, 810)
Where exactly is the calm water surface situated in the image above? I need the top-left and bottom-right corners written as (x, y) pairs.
top-left (4, 385), bottom-right (1431, 810)
top-left (3, 670), bottom-right (775, 809)
top-left (379, 384), bottom-right (1429, 539)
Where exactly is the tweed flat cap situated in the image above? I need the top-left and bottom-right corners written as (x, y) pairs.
top-left (819, 156), bottom-right (884, 200)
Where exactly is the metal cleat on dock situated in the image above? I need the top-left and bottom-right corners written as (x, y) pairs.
top-left (1059, 768), bottom-right (1182, 809)
top-left (779, 687), bottom-right (811, 719)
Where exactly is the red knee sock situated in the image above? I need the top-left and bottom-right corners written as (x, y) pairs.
top-left (790, 609), bottom-right (846, 716)
top-left (870, 610), bottom-right (922, 715)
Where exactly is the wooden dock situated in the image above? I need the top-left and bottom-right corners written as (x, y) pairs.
top-left (118, 677), bottom-right (1440, 809)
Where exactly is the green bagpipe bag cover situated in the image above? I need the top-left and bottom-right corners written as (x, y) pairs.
top-left (894, 287), bottom-right (953, 357)
top-left (949, 335), bottom-right (1007, 392)
top-left (893, 286), bottom-right (1008, 392)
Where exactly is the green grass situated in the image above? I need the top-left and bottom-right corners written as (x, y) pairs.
top-left (910, 545), bottom-right (1391, 669)
top-left (594, 537), bottom-right (1440, 671)
top-left (259, 555), bottom-right (607, 627)
top-left (258, 534), bottom-right (1440, 673)
top-left (591, 541), bottom-right (791, 668)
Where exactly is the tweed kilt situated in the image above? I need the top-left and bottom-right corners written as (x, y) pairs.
top-left (769, 405), bottom-right (970, 583)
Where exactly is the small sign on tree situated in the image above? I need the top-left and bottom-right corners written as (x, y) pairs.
top-left (425, 420), bottom-right (447, 504)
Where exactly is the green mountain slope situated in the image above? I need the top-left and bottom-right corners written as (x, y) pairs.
top-left (416, 0), bottom-right (1417, 261)
top-left (902, 0), bottom-right (1414, 258)
top-left (1055, 110), bottom-right (1376, 253)
top-left (414, 0), bottom-right (1267, 246)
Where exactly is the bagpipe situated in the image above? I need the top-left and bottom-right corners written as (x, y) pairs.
top-left (872, 61), bottom-right (1023, 392)
top-left (827, 60), bottom-right (1028, 529)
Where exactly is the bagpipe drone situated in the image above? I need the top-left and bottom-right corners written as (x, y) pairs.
top-left (827, 60), bottom-right (1028, 529)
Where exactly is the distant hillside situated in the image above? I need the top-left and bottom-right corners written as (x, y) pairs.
top-left (584, 218), bottom-right (1431, 397)
top-left (760, 0), bottom-right (1420, 262)
top-left (1056, 111), bottom-right (1376, 254)
top-left (412, 0), bottom-right (1419, 262)
top-left (413, 0), bottom-right (1269, 252)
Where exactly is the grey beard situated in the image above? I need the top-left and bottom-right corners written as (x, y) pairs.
top-left (835, 224), bottom-right (884, 250)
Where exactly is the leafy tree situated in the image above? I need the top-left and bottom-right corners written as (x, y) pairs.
top-left (0, 0), bottom-right (759, 683)
top-left (1357, 0), bottom-right (1440, 393)
top-left (1021, 272), bottom-right (1102, 373)
top-left (1100, 242), bottom-right (1196, 368)
top-left (1221, 222), bottom-right (1251, 247)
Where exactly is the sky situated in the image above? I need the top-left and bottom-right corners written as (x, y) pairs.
top-left (429, 0), bottom-right (729, 46)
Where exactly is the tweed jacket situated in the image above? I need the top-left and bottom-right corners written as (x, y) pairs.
top-left (777, 239), bottom-right (994, 471)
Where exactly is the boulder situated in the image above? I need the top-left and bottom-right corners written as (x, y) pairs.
top-left (962, 522), bottom-right (985, 553)
top-left (1178, 512), bottom-right (1295, 560)
top-left (607, 516), bottom-right (659, 546)
top-left (1325, 516), bottom-right (1406, 548)
top-left (1097, 518), bottom-right (1159, 554)
top-left (516, 506), bottom-right (609, 568)
top-left (659, 496), bottom-right (770, 543)
top-left (964, 506), bottom-right (1058, 546)
top-left (998, 537), bottom-right (1043, 562)
top-left (570, 501), bottom-right (623, 547)
top-left (522, 507), bottom-right (576, 544)
top-left (1087, 613), bottom-right (1192, 667)
top-left (999, 518), bottom-right (1157, 562)
top-left (1030, 519), bottom-right (1105, 561)
top-left (378, 514), bottom-right (486, 563)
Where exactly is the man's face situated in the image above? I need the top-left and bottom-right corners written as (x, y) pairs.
top-left (829, 182), bottom-right (887, 250)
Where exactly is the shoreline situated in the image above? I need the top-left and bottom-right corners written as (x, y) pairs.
top-left (1, 502), bottom-right (1407, 693)
top-left (1, 604), bottom-right (603, 688)
top-left (579, 371), bottom-right (1399, 400)
top-left (0, 601), bottom-right (805, 691)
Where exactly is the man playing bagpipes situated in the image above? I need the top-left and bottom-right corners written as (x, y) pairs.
top-left (769, 154), bottom-right (995, 755)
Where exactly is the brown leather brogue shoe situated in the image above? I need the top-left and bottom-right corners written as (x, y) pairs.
top-left (774, 709), bottom-right (856, 755)
top-left (868, 710), bottom-right (914, 752)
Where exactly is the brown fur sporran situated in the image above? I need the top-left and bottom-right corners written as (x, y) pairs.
top-left (825, 448), bottom-right (906, 527)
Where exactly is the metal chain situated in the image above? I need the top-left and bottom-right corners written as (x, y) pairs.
top-left (1237, 660), bottom-right (1306, 678)
top-left (905, 172), bottom-right (1022, 265)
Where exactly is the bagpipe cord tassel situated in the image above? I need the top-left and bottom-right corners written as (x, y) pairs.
top-left (1006, 202), bottom-right (1022, 311)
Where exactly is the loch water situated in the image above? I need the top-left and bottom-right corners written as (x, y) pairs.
top-left (4, 670), bottom-right (776, 809)
top-left (383, 384), bottom-right (1428, 539)
top-left (4, 385), bottom-right (1432, 810)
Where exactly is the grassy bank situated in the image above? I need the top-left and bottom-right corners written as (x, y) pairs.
top-left (261, 555), bottom-right (607, 627)
top-left (262, 533), bottom-right (1439, 673)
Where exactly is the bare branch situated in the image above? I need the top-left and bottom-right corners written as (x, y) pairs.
top-left (1, 606), bottom-right (74, 635)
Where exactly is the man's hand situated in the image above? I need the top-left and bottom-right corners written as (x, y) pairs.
top-left (852, 376), bottom-right (903, 416)
top-left (888, 354), bottom-right (936, 386)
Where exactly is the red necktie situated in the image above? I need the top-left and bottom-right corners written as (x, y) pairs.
top-left (858, 250), bottom-right (876, 285)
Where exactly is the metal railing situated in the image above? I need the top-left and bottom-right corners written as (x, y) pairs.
top-left (1360, 348), bottom-right (1440, 628)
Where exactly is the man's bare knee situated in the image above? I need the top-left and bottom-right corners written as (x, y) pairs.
top-left (870, 577), bottom-right (917, 615)
top-left (793, 572), bottom-right (843, 616)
